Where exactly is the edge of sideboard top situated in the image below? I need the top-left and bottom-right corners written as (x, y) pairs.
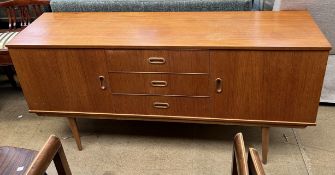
top-left (5, 45), bottom-right (333, 51)
top-left (6, 11), bottom-right (332, 51)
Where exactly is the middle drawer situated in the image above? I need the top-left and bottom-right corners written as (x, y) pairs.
top-left (109, 73), bottom-right (209, 96)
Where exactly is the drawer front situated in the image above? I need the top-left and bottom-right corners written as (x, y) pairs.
top-left (111, 95), bottom-right (210, 117)
top-left (106, 50), bottom-right (209, 73)
top-left (109, 73), bottom-right (209, 96)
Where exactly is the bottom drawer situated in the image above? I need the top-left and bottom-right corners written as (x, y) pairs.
top-left (112, 95), bottom-right (210, 117)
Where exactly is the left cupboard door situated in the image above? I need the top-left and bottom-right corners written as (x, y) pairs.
top-left (9, 49), bottom-right (113, 113)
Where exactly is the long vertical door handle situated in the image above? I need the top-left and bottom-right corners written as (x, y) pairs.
top-left (99, 76), bottom-right (106, 90)
top-left (216, 78), bottom-right (222, 93)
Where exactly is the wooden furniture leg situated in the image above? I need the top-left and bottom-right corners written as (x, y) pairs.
top-left (67, 117), bottom-right (83, 151)
top-left (262, 127), bottom-right (270, 164)
top-left (4, 65), bottom-right (17, 87)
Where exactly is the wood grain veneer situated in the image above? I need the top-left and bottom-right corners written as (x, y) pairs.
top-left (10, 49), bottom-right (113, 113)
top-left (106, 50), bottom-right (209, 73)
top-left (111, 95), bottom-right (210, 117)
top-left (28, 109), bottom-right (316, 127)
top-left (9, 49), bottom-right (329, 125)
top-left (211, 50), bottom-right (329, 123)
top-left (7, 11), bottom-right (331, 157)
top-left (6, 11), bottom-right (331, 50)
top-left (109, 73), bottom-right (209, 96)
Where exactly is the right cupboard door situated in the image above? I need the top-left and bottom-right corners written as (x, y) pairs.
top-left (210, 50), bottom-right (329, 125)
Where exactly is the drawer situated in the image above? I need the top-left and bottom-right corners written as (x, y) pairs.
top-left (106, 50), bottom-right (209, 73)
top-left (111, 95), bottom-right (210, 117)
top-left (109, 73), bottom-right (209, 96)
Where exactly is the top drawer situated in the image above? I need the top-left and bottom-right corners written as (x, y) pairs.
top-left (106, 50), bottom-right (209, 73)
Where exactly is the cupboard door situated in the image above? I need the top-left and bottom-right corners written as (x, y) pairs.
top-left (10, 49), bottom-right (112, 113)
top-left (211, 50), bottom-right (328, 124)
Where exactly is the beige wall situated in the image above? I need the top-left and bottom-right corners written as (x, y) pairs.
top-left (273, 0), bottom-right (334, 54)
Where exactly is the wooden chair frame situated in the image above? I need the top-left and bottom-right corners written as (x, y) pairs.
top-left (232, 133), bottom-right (249, 175)
top-left (0, 0), bottom-right (50, 87)
top-left (0, 0), bottom-right (50, 30)
top-left (26, 135), bottom-right (71, 175)
top-left (248, 148), bottom-right (266, 175)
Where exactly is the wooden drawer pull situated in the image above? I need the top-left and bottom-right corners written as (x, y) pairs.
top-left (151, 80), bottom-right (168, 87)
top-left (148, 57), bottom-right (166, 64)
top-left (153, 102), bottom-right (170, 109)
top-left (216, 78), bottom-right (222, 93)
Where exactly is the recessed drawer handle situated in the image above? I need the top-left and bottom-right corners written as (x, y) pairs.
top-left (148, 57), bottom-right (166, 64)
top-left (153, 102), bottom-right (170, 109)
top-left (99, 76), bottom-right (106, 90)
top-left (151, 80), bottom-right (168, 87)
top-left (216, 78), bottom-right (222, 93)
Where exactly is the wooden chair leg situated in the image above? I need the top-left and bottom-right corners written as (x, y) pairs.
top-left (4, 65), bottom-right (17, 87)
top-left (67, 117), bottom-right (83, 151)
top-left (231, 152), bottom-right (238, 175)
top-left (53, 145), bottom-right (72, 175)
top-left (262, 127), bottom-right (270, 164)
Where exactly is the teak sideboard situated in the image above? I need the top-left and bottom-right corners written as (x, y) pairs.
top-left (7, 11), bottom-right (331, 164)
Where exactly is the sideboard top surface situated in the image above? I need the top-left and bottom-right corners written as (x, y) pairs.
top-left (7, 11), bottom-right (331, 50)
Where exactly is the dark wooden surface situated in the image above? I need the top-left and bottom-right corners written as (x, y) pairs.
top-left (0, 135), bottom-right (72, 175)
top-left (7, 11), bottom-right (331, 50)
top-left (0, 51), bottom-right (12, 65)
top-left (0, 146), bottom-right (37, 175)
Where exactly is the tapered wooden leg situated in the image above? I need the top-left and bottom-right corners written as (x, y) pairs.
top-left (67, 117), bottom-right (82, 151)
top-left (262, 127), bottom-right (270, 164)
top-left (4, 65), bottom-right (17, 88)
